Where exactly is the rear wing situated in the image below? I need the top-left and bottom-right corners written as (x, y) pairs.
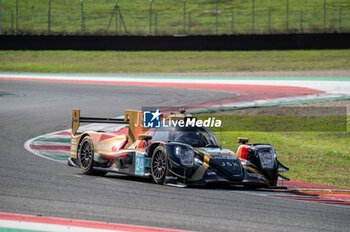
top-left (72, 109), bottom-right (129, 135)
top-left (72, 109), bottom-right (146, 147)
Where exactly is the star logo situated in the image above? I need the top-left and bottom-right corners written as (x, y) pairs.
top-left (150, 109), bottom-right (161, 122)
top-left (143, 109), bottom-right (161, 128)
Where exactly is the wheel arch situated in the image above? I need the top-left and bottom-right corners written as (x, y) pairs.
top-left (77, 133), bottom-right (96, 153)
top-left (147, 141), bottom-right (165, 157)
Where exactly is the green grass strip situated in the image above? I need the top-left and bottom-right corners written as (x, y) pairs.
top-left (202, 108), bottom-right (350, 188)
top-left (198, 115), bottom-right (347, 132)
top-left (0, 227), bottom-right (51, 232)
top-left (1, 0), bottom-right (350, 35)
top-left (1, 50), bottom-right (350, 73)
top-left (42, 154), bottom-right (69, 161)
top-left (190, 96), bottom-right (350, 114)
top-left (1, 71), bottom-right (350, 82)
top-left (215, 130), bottom-right (350, 188)
top-left (34, 137), bottom-right (71, 143)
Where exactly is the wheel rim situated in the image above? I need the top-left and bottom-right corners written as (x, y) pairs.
top-left (80, 140), bottom-right (93, 170)
top-left (152, 150), bottom-right (166, 180)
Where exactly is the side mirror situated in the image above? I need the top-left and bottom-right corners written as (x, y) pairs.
top-left (139, 134), bottom-right (152, 141)
top-left (139, 134), bottom-right (152, 148)
top-left (220, 141), bottom-right (226, 150)
top-left (237, 137), bottom-right (249, 144)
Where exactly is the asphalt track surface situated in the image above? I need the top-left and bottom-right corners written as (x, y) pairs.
top-left (0, 79), bottom-right (349, 232)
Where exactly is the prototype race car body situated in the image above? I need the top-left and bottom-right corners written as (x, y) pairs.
top-left (68, 109), bottom-right (288, 187)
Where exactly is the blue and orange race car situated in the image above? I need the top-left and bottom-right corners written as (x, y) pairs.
top-left (68, 109), bottom-right (288, 187)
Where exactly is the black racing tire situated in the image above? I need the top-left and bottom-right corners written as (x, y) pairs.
top-left (151, 146), bottom-right (168, 185)
top-left (78, 136), bottom-right (106, 176)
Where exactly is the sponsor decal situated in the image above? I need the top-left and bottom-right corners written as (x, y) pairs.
top-left (162, 117), bottom-right (222, 128)
top-left (210, 155), bottom-right (237, 160)
top-left (247, 172), bottom-right (263, 179)
top-left (142, 109), bottom-right (222, 129)
top-left (143, 109), bottom-right (161, 128)
top-left (145, 157), bottom-right (152, 168)
top-left (219, 161), bottom-right (238, 169)
top-left (95, 143), bottom-right (110, 151)
top-left (165, 176), bottom-right (178, 180)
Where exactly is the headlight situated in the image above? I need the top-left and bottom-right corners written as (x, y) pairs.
top-left (258, 149), bottom-right (275, 169)
top-left (175, 145), bottom-right (194, 167)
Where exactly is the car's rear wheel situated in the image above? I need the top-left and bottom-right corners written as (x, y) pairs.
top-left (151, 146), bottom-right (168, 184)
top-left (78, 136), bottom-right (106, 176)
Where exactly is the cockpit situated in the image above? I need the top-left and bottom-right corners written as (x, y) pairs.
top-left (151, 126), bottom-right (220, 148)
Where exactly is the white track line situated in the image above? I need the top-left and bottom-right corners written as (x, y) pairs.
top-left (0, 220), bottom-right (125, 232)
top-left (2, 73), bottom-right (350, 94)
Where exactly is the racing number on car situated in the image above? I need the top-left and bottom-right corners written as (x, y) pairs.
top-left (135, 155), bottom-right (145, 176)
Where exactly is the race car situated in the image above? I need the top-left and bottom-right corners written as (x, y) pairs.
top-left (68, 109), bottom-right (289, 187)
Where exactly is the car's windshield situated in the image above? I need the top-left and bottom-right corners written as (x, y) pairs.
top-left (152, 126), bottom-right (219, 147)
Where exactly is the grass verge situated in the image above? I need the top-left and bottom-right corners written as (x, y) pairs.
top-left (219, 131), bottom-right (350, 189)
top-left (1, 50), bottom-right (350, 73)
top-left (1, 0), bottom-right (350, 35)
top-left (197, 114), bottom-right (350, 188)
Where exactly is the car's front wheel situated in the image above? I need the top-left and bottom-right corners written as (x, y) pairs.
top-left (151, 146), bottom-right (168, 184)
